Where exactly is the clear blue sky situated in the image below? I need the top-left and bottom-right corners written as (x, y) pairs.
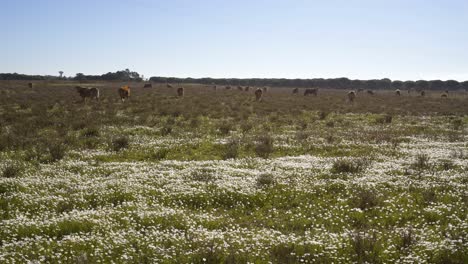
top-left (2, 0), bottom-right (468, 81)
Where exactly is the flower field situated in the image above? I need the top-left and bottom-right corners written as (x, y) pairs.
top-left (0, 82), bottom-right (467, 263)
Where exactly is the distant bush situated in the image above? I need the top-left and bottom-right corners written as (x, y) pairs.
top-left (411, 154), bottom-right (431, 171)
top-left (240, 121), bottom-right (253, 134)
top-left (318, 111), bottom-right (329, 120)
top-left (223, 139), bottom-right (239, 160)
top-left (295, 131), bottom-right (310, 141)
top-left (350, 232), bottom-right (380, 263)
top-left (111, 136), bottom-right (129, 152)
top-left (351, 187), bottom-right (380, 210)
top-left (218, 121), bottom-right (234, 135)
top-left (451, 118), bottom-right (463, 131)
top-left (376, 114), bottom-right (393, 124)
top-left (48, 141), bottom-right (67, 162)
top-left (325, 121), bottom-right (334, 127)
top-left (438, 159), bottom-right (454, 171)
top-left (160, 126), bottom-right (173, 136)
top-left (255, 134), bottom-right (274, 159)
top-left (331, 158), bottom-right (370, 174)
top-left (190, 169), bottom-right (216, 183)
top-left (256, 173), bottom-right (276, 188)
top-left (150, 148), bottom-right (169, 161)
top-left (399, 228), bottom-right (415, 249)
top-left (1, 162), bottom-right (23, 178)
top-left (81, 127), bottom-right (100, 138)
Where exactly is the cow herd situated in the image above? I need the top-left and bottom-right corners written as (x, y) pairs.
top-left (26, 82), bottom-right (456, 103)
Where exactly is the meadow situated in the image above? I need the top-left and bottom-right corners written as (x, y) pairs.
top-left (0, 80), bottom-right (467, 263)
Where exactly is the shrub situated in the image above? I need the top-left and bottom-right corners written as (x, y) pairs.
top-left (240, 121), bottom-right (253, 134)
top-left (451, 118), bottom-right (463, 131)
top-left (295, 131), bottom-right (310, 141)
top-left (331, 158), bottom-right (370, 174)
top-left (190, 169), bottom-right (216, 183)
top-left (2, 162), bottom-right (23, 178)
top-left (351, 187), bottom-right (380, 210)
top-left (160, 126), bottom-right (173, 136)
top-left (376, 114), bottom-right (393, 124)
top-left (255, 134), bottom-right (274, 159)
top-left (411, 154), bottom-right (431, 171)
top-left (81, 127), bottom-right (100, 137)
top-left (48, 141), bottom-right (67, 162)
top-left (438, 159), bottom-right (454, 171)
top-left (150, 148), bottom-right (169, 160)
top-left (111, 136), bottom-right (129, 152)
top-left (318, 111), bottom-right (328, 120)
top-left (256, 173), bottom-right (276, 188)
top-left (399, 228), bottom-right (415, 249)
top-left (218, 121), bottom-right (233, 135)
top-left (223, 140), bottom-right (239, 160)
top-left (350, 232), bottom-right (381, 263)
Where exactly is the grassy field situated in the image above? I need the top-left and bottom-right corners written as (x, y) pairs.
top-left (0, 81), bottom-right (467, 263)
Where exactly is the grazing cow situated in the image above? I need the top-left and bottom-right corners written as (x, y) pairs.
top-left (367, 90), bottom-right (375, 95)
top-left (76, 86), bottom-right (99, 101)
top-left (118, 86), bottom-right (130, 102)
top-left (255, 88), bottom-right (263, 101)
top-left (28, 82), bottom-right (33, 88)
top-left (167, 84), bottom-right (173, 88)
top-left (441, 93), bottom-right (448, 98)
top-left (420, 91), bottom-right (425, 97)
top-left (348, 91), bottom-right (356, 102)
top-left (143, 83), bottom-right (152, 88)
top-left (177, 87), bottom-right (184, 97)
top-left (245, 86), bottom-right (250, 92)
top-left (225, 86), bottom-right (231, 90)
top-left (395, 89), bottom-right (401, 96)
top-left (237, 86), bottom-right (243, 91)
top-left (304, 88), bottom-right (318, 96)
top-left (292, 88), bottom-right (299, 94)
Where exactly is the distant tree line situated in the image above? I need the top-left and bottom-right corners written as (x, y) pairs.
top-left (0, 69), bottom-right (142, 82)
top-left (150, 77), bottom-right (468, 91)
top-left (2, 71), bottom-right (467, 91)
top-left (73, 69), bottom-right (142, 82)
top-left (0, 73), bottom-right (55, 80)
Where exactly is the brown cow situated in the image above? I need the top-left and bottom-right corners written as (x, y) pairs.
top-left (441, 93), bottom-right (448, 98)
top-left (225, 86), bottom-right (231, 90)
top-left (28, 82), bottom-right (33, 88)
top-left (237, 86), bottom-right (243, 91)
top-left (177, 87), bottom-right (184, 97)
top-left (395, 89), bottom-right (401, 96)
top-left (420, 91), bottom-right (425, 97)
top-left (304, 88), bottom-right (318, 96)
top-left (118, 86), bottom-right (130, 102)
top-left (255, 88), bottom-right (263, 101)
top-left (76, 86), bottom-right (100, 101)
top-left (244, 86), bottom-right (250, 92)
top-left (143, 83), bottom-right (152, 88)
top-left (348, 91), bottom-right (356, 102)
top-left (292, 88), bottom-right (299, 94)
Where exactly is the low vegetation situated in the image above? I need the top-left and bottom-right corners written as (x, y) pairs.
top-left (0, 81), bottom-right (467, 263)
